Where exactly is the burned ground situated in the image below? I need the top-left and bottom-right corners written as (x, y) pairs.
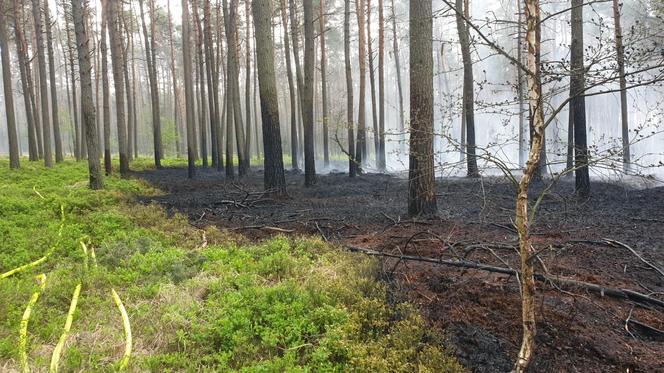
top-left (134, 166), bottom-right (664, 372)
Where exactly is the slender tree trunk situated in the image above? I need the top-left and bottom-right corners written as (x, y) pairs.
top-left (613, 0), bottom-right (629, 172)
top-left (302, 0), bottom-right (316, 186)
top-left (182, 0), bottom-right (196, 178)
top-left (64, 10), bottom-right (81, 161)
top-left (107, 0), bottom-right (129, 175)
top-left (32, 0), bottom-right (54, 167)
top-left (0, 4), bottom-right (19, 169)
top-left (203, 0), bottom-right (218, 168)
top-left (72, 0), bottom-right (103, 188)
top-left (44, 0), bottom-right (63, 162)
top-left (167, 0), bottom-right (182, 158)
top-left (224, 0), bottom-right (247, 175)
top-left (100, 0), bottom-right (111, 174)
top-left (356, 0), bottom-right (367, 166)
top-left (288, 0), bottom-right (304, 160)
top-left (390, 0), bottom-right (404, 152)
top-left (252, 0), bottom-right (286, 194)
top-left (514, 0), bottom-right (544, 370)
top-left (455, 0), bottom-right (479, 177)
top-left (377, 0), bottom-right (385, 170)
top-left (344, 0), bottom-right (357, 177)
top-left (244, 0), bottom-right (252, 163)
top-left (408, 1), bottom-right (436, 216)
top-left (13, 0), bottom-right (38, 161)
top-left (517, 0), bottom-right (526, 168)
top-left (367, 0), bottom-right (379, 165)
top-left (279, 0), bottom-right (298, 170)
top-left (122, 10), bottom-right (134, 162)
top-left (319, 0), bottom-right (329, 167)
top-left (570, 0), bottom-right (590, 197)
top-left (138, 0), bottom-right (162, 168)
top-left (194, 1), bottom-right (208, 167)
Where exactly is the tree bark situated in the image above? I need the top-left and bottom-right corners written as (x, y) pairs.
top-left (514, 0), bottom-right (544, 370)
top-left (44, 0), bottom-right (63, 162)
top-left (252, 0), bottom-right (286, 194)
top-left (182, 0), bottom-right (196, 178)
top-left (138, 0), bottom-right (162, 168)
top-left (613, 0), bottom-right (629, 172)
top-left (64, 5), bottom-right (81, 161)
top-left (302, 0), bottom-right (316, 186)
top-left (356, 0), bottom-right (367, 166)
top-left (408, 1), bottom-right (437, 216)
top-left (455, 0), bottom-right (479, 177)
top-left (167, 0), bottom-right (182, 158)
top-left (367, 0), bottom-right (379, 165)
top-left (12, 0), bottom-right (38, 161)
top-left (203, 0), bottom-right (220, 169)
top-left (121, 9), bottom-right (135, 162)
top-left (377, 0), bottom-right (386, 170)
top-left (0, 2), bottom-right (20, 169)
top-left (344, 0), bottom-right (357, 177)
top-left (570, 0), bottom-right (590, 197)
top-left (32, 0), bottom-right (53, 167)
top-left (390, 0), bottom-right (404, 151)
top-left (107, 0), bottom-right (129, 175)
top-left (319, 0), bottom-right (329, 167)
top-left (71, 0), bottom-right (103, 189)
top-left (279, 0), bottom-right (298, 170)
top-left (517, 0), bottom-right (526, 168)
top-left (244, 0), bottom-right (252, 164)
top-left (100, 0), bottom-right (111, 174)
top-left (194, 0), bottom-right (208, 167)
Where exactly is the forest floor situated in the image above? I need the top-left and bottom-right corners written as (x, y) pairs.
top-left (136, 164), bottom-right (664, 373)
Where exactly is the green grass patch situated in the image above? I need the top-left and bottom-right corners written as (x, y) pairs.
top-left (0, 158), bottom-right (463, 372)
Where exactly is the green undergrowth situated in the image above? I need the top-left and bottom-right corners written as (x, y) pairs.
top-left (0, 159), bottom-right (463, 372)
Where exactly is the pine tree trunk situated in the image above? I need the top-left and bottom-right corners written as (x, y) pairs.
top-left (167, 0), bottom-right (182, 158)
top-left (288, 0), bottom-right (304, 165)
top-left (44, 0), bottom-right (63, 162)
top-left (226, 0), bottom-right (247, 175)
top-left (344, 0), bottom-right (356, 177)
top-left (122, 10), bottom-right (135, 162)
top-left (356, 0), bottom-right (367, 167)
top-left (12, 0), bottom-right (38, 161)
top-left (0, 4), bottom-right (20, 169)
top-left (613, 0), bottom-right (630, 172)
top-left (100, 0), bottom-right (112, 174)
top-left (279, 0), bottom-right (298, 170)
top-left (138, 0), bottom-right (162, 168)
top-left (107, 0), bottom-right (129, 175)
top-left (203, 0), bottom-right (219, 169)
top-left (64, 11), bottom-right (81, 161)
top-left (182, 0), bottom-right (196, 178)
top-left (71, 0), bottom-right (103, 189)
top-left (408, 1), bottom-right (436, 216)
top-left (390, 0), bottom-right (404, 152)
top-left (319, 0), bottom-right (329, 167)
top-left (244, 0), bottom-right (253, 164)
top-left (252, 0), bottom-right (286, 194)
top-left (302, 0), bottom-right (316, 186)
top-left (570, 0), bottom-right (590, 197)
top-left (377, 0), bottom-right (385, 170)
top-left (194, 1), bottom-right (208, 167)
top-left (455, 0), bottom-right (479, 177)
top-left (367, 0), bottom-right (379, 164)
top-left (32, 0), bottom-right (54, 167)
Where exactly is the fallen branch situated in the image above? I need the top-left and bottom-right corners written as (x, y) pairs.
top-left (345, 245), bottom-right (664, 309)
top-left (231, 225), bottom-right (295, 233)
top-left (602, 238), bottom-right (664, 278)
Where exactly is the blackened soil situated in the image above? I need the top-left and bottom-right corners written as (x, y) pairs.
top-left (133, 166), bottom-right (664, 372)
